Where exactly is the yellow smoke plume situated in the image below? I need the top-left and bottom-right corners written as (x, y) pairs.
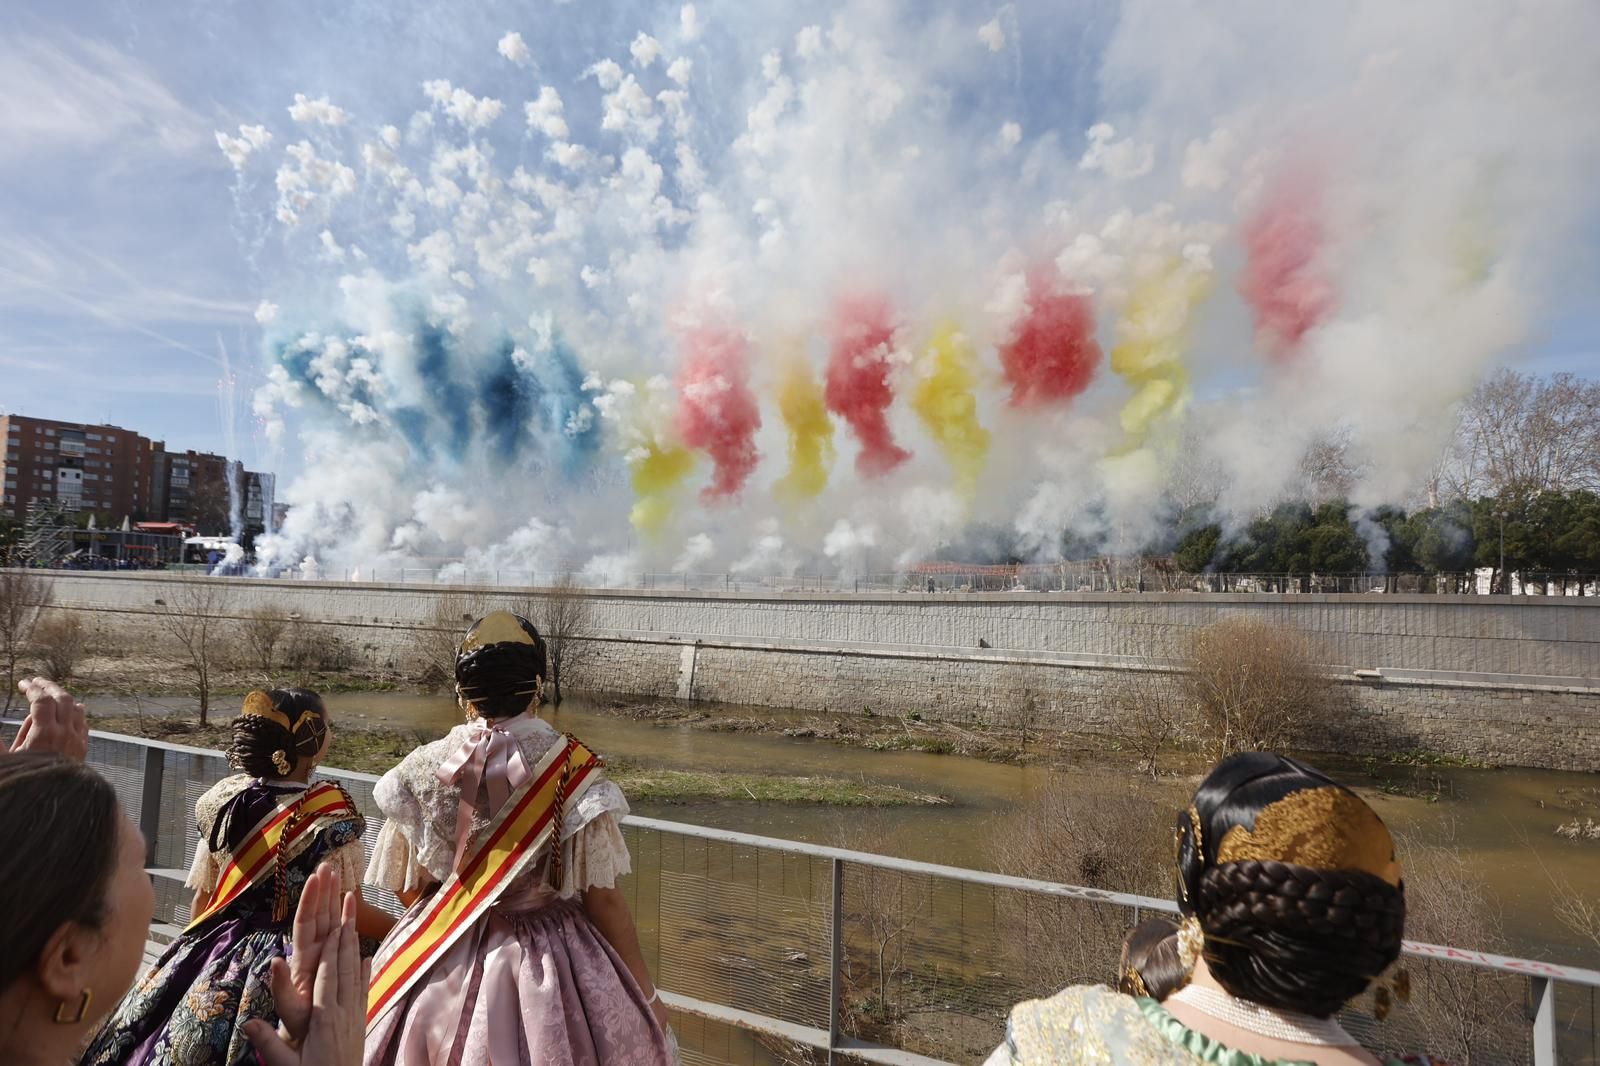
top-left (1109, 259), bottom-right (1211, 445)
top-left (774, 356), bottom-right (834, 500)
top-left (628, 439), bottom-right (696, 537)
top-left (911, 322), bottom-right (990, 499)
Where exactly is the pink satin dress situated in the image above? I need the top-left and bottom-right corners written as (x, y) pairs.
top-left (363, 714), bottom-right (677, 1066)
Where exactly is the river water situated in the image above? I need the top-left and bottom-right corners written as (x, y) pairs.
top-left (305, 690), bottom-right (1600, 970)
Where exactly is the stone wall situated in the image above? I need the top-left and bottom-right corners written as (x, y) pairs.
top-left (17, 570), bottom-right (1600, 771)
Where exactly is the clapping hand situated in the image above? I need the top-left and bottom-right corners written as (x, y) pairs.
top-left (243, 863), bottom-right (368, 1066)
top-left (10, 678), bottom-right (88, 760)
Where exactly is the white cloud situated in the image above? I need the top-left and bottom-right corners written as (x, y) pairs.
top-left (0, 34), bottom-right (213, 164)
top-left (287, 93), bottom-right (349, 127)
top-left (318, 229), bottom-right (346, 262)
top-left (998, 121), bottom-right (1022, 151)
top-left (1078, 122), bottom-right (1154, 180)
top-left (600, 75), bottom-right (660, 141)
top-left (254, 300), bottom-right (279, 325)
top-left (667, 57), bottom-right (694, 86)
top-left (1182, 127), bottom-right (1236, 191)
top-left (525, 87), bottom-right (569, 140)
top-left (216, 124), bottom-right (271, 169)
top-left (421, 79), bottom-right (504, 130)
top-left (680, 4), bottom-right (701, 41)
top-left (630, 33), bottom-right (662, 68)
top-left (978, 17), bottom-right (1007, 53)
top-left (497, 32), bottom-right (531, 66)
top-left (275, 141), bottom-right (357, 225)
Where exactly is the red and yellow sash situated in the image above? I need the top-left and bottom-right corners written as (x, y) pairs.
top-left (186, 781), bottom-right (359, 933)
top-left (367, 737), bottom-right (600, 1027)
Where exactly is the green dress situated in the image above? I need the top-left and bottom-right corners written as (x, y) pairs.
top-left (988, 986), bottom-right (1442, 1066)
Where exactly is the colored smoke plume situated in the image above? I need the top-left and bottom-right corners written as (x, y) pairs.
top-left (1110, 256), bottom-right (1212, 442)
top-left (774, 355), bottom-right (834, 501)
top-left (824, 294), bottom-right (910, 477)
top-left (997, 268), bottom-right (1102, 407)
top-left (629, 439), bottom-right (696, 536)
top-left (911, 322), bottom-right (990, 498)
top-left (1239, 178), bottom-right (1336, 361)
top-left (676, 322), bottom-right (761, 501)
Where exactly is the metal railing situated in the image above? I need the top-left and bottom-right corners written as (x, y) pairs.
top-left (9, 724), bottom-right (1598, 1065)
top-left (82, 564), bottom-right (1600, 597)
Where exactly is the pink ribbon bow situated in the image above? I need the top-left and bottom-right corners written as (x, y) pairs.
top-left (436, 724), bottom-right (532, 873)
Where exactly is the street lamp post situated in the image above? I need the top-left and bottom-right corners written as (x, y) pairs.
top-left (1498, 510), bottom-right (1507, 595)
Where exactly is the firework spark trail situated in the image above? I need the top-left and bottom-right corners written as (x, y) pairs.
top-left (911, 321), bottom-right (990, 499)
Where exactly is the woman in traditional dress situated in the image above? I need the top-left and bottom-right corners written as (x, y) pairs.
top-left (1117, 918), bottom-right (1187, 1003)
top-left (363, 611), bottom-right (676, 1066)
top-left (81, 688), bottom-right (391, 1066)
top-left (987, 752), bottom-right (1442, 1066)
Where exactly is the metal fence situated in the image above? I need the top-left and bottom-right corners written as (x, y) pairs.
top-left (9, 725), bottom-right (1598, 1065)
top-left (143, 563), bottom-right (1600, 597)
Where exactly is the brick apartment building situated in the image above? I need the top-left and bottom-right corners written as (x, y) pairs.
top-left (1, 413), bottom-right (273, 535)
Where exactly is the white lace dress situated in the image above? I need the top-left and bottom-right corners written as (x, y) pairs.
top-left (362, 713), bottom-right (676, 1066)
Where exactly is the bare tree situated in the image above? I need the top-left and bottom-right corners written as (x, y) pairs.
top-left (239, 606), bottom-right (291, 676)
top-left (1181, 618), bottom-right (1335, 759)
top-left (516, 575), bottom-right (595, 705)
top-left (1391, 833), bottom-right (1524, 1064)
top-left (0, 569), bottom-right (52, 713)
top-left (1106, 670), bottom-right (1188, 776)
top-left (33, 611), bottom-right (89, 684)
top-left (1443, 370), bottom-right (1600, 499)
top-left (1299, 427), bottom-right (1366, 502)
top-left (155, 582), bottom-right (231, 724)
top-left (407, 592), bottom-right (473, 688)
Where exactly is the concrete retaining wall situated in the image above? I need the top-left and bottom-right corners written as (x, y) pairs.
top-left (18, 570), bottom-right (1600, 772)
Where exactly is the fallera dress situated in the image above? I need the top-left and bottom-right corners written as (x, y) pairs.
top-left (80, 776), bottom-right (366, 1066)
top-left (983, 986), bottom-right (1445, 1066)
top-left (362, 712), bottom-right (677, 1066)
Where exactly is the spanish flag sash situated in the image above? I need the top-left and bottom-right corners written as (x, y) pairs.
top-left (366, 736), bottom-right (601, 1027)
top-left (186, 780), bottom-right (359, 933)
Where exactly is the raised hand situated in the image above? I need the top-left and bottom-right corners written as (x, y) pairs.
top-left (10, 678), bottom-right (88, 760)
top-left (244, 876), bottom-right (368, 1066)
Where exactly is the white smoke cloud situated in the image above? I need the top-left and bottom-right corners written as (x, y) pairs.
top-left (288, 93), bottom-right (349, 127)
top-left (236, 0), bottom-right (1600, 578)
top-left (497, 31), bottom-right (531, 66)
top-left (216, 124), bottom-right (272, 169)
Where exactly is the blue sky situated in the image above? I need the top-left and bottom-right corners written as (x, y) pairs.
top-left (1, 0), bottom-right (1596, 494)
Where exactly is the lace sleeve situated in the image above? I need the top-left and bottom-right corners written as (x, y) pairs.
top-left (560, 810), bottom-right (633, 895)
top-left (364, 818), bottom-right (436, 894)
top-left (185, 836), bottom-right (220, 893)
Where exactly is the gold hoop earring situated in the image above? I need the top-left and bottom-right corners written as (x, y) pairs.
top-left (54, 989), bottom-right (92, 1025)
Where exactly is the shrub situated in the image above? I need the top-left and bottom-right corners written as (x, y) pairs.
top-left (32, 611), bottom-right (89, 684)
top-left (1180, 617), bottom-right (1334, 758)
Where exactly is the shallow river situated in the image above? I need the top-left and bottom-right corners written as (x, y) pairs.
top-left (291, 689), bottom-right (1600, 969)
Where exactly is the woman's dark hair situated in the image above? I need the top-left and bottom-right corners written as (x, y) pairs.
top-left (225, 688), bottom-right (328, 781)
top-left (455, 613), bottom-right (547, 720)
top-left (0, 754), bottom-right (122, 992)
top-left (1175, 751), bottom-right (1406, 1018)
top-left (1118, 918), bottom-right (1187, 1001)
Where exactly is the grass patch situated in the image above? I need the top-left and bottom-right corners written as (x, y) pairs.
top-left (1385, 750), bottom-right (1496, 770)
top-left (86, 716), bottom-right (948, 807)
top-left (606, 761), bottom-right (949, 807)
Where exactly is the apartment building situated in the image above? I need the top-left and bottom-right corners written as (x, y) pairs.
top-left (1, 414), bottom-right (274, 534)
top-left (1, 414), bottom-right (152, 521)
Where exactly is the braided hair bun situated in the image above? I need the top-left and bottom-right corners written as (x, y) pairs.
top-left (1175, 752), bottom-right (1406, 1018)
top-left (454, 612), bottom-right (547, 720)
top-left (225, 689), bottom-right (329, 780)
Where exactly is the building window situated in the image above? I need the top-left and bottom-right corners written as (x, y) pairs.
top-left (43, 442), bottom-right (55, 450)
top-left (86, 433), bottom-right (102, 441)
top-left (4, 466), bottom-right (13, 475)
top-left (44, 429), bottom-right (55, 436)
top-left (3, 480), bottom-right (14, 489)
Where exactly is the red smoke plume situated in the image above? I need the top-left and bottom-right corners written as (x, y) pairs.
top-left (825, 293), bottom-right (911, 477)
top-left (997, 268), bottom-right (1102, 407)
top-left (1239, 180), bottom-right (1336, 361)
top-left (676, 322), bottom-right (761, 500)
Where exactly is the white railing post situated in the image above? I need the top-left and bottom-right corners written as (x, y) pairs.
top-left (1530, 976), bottom-right (1556, 1066)
top-left (829, 856), bottom-right (843, 1065)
